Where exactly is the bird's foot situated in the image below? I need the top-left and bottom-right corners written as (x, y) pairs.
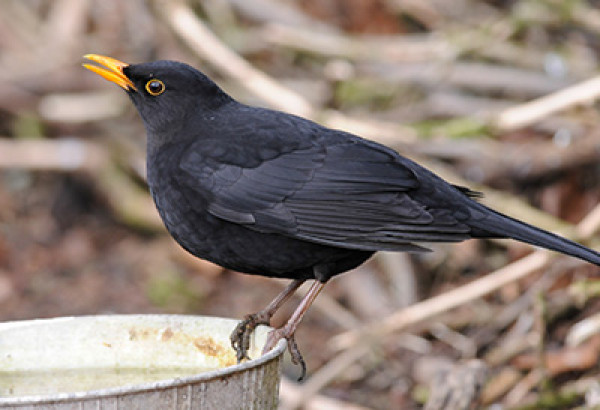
top-left (230, 311), bottom-right (271, 363)
top-left (263, 325), bottom-right (307, 381)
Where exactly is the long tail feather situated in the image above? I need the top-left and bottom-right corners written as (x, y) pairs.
top-left (469, 205), bottom-right (600, 266)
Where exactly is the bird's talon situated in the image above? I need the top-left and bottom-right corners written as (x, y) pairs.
top-left (263, 328), bottom-right (307, 380)
top-left (231, 313), bottom-right (271, 363)
top-left (288, 336), bottom-right (307, 381)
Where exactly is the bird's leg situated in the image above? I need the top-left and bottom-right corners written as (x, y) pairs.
top-left (262, 281), bottom-right (325, 380)
top-left (231, 279), bottom-right (304, 362)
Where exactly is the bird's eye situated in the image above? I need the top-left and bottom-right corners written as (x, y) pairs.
top-left (145, 79), bottom-right (165, 96)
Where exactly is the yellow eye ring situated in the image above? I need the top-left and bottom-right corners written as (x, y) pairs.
top-left (145, 79), bottom-right (165, 96)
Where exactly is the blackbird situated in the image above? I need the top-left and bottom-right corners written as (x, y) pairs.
top-left (84, 54), bottom-right (600, 378)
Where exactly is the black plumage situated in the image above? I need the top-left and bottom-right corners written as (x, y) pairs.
top-left (84, 55), bottom-right (600, 376)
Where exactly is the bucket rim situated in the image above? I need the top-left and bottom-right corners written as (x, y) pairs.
top-left (0, 314), bottom-right (287, 405)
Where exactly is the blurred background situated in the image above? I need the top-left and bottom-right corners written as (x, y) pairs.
top-left (2, 0), bottom-right (600, 408)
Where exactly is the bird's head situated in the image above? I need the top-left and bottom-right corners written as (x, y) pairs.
top-left (83, 54), bottom-right (231, 137)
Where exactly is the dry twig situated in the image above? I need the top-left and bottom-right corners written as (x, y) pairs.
top-left (158, 0), bottom-right (314, 118)
top-left (156, 0), bottom-right (418, 145)
top-left (494, 75), bottom-right (600, 132)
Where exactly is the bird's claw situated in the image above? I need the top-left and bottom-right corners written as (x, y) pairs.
top-left (263, 327), bottom-right (307, 381)
top-left (288, 335), bottom-right (307, 381)
top-left (230, 312), bottom-right (271, 362)
top-left (232, 314), bottom-right (307, 380)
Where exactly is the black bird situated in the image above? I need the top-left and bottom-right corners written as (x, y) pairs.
top-left (84, 54), bottom-right (600, 377)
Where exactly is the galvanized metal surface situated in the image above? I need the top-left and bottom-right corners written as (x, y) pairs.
top-left (0, 315), bottom-right (285, 409)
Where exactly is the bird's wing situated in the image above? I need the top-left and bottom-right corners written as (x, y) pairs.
top-left (178, 138), bottom-right (471, 251)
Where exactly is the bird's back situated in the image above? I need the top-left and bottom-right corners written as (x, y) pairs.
top-left (146, 95), bottom-right (600, 281)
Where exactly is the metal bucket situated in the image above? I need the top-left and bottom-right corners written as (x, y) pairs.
top-left (0, 314), bottom-right (286, 409)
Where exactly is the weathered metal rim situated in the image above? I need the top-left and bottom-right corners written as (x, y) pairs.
top-left (0, 314), bottom-right (287, 405)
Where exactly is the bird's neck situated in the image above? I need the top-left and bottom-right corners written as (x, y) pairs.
top-left (145, 139), bottom-right (187, 189)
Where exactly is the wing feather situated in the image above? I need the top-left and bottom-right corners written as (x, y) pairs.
top-left (179, 138), bottom-right (471, 251)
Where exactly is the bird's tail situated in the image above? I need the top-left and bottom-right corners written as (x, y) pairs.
top-left (468, 203), bottom-right (600, 266)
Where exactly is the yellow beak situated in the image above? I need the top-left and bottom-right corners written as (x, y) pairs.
top-left (83, 54), bottom-right (136, 91)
